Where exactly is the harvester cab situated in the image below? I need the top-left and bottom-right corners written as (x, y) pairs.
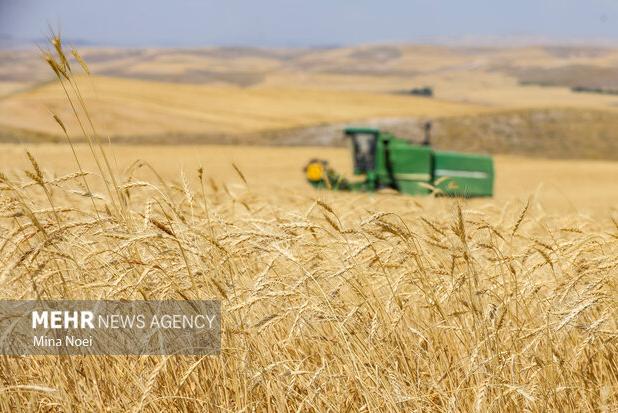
top-left (305, 126), bottom-right (494, 197)
top-left (347, 128), bottom-right (378, 174)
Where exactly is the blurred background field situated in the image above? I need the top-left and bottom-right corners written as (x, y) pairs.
top-left (1, 43), bottom-right (617, 215)
top-left (1, 44), bottom-right (618, 160)
top-left (0, 43), bottom-right (617, 217)
top-left (0, 143), bottom-right (614, 217)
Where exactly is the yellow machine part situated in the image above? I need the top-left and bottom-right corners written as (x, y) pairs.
top-left (306, 162), bottom-right (324, 182)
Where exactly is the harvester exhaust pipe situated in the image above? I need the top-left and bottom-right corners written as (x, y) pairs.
top-left (422, 121), bottom-right (432, 146)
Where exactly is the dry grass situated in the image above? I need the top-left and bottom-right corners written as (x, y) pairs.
top-left (0, 36), bottom-right (616, 412)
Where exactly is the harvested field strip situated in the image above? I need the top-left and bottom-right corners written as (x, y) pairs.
top-left (0, 76), bottom-right (487, 137)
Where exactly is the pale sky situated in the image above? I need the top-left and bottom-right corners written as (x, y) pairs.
top-left (1, 0), bottom-right (618, 47)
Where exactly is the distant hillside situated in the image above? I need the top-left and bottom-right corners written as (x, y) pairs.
top-left (0, 75), bottom-right (484, 138)
top-left (2, 43), bottom-right (618, 159)
top-left (5, 43), bottom-right (618, 90)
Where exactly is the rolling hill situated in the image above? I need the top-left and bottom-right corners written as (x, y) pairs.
top-left (1, 43), bottom-right (618, 158)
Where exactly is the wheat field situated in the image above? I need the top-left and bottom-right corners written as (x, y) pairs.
top-left (0, 146), bottom-right (616, 411)
top-left (0, 37), bottom-right (616, 412)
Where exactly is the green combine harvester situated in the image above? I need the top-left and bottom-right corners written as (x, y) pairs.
top-left (305, 124), bottom-right (494, 197)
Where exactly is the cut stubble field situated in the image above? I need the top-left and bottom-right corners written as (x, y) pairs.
top-left (0, 75), bottom-right (486, 138)
top-left (1, 143), bottom-right (615, 215)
